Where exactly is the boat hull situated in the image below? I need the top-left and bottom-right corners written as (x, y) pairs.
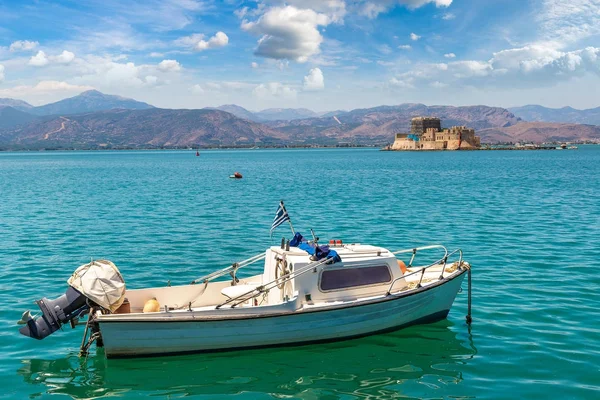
top-left (99, 271), bottom-right (466, 358)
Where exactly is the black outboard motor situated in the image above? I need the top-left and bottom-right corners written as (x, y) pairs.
top-left (19, 286), bottom-right (90, 340)
top-left (19, 259), bottom-right (126, 344)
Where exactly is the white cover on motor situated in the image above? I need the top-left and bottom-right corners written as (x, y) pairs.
top-left (67, 260), bottom-right (126, 312)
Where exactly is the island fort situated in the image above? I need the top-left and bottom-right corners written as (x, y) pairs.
top-left (390, 117), bottom-right (481, 150)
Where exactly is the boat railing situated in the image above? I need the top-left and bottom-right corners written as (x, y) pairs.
top-left (216, 256), bottom-right (336, 309)
top-left (190, 252), bottom-right (266, 285)
top-left (212, 244), bottom-right (463, 308)
top-left (387, 247), bottom-right (464, 295)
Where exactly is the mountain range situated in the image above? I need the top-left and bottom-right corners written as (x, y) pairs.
top-left (509, 105), bottom-right (600, 126)
top-left (0, 90), bottom-right (153, 117)
top-left (209, 105), bottom-right (321, 121)
top-left (0, 90), bottom-right (598, 150)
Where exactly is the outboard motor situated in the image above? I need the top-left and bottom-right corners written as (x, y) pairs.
top-left (19, 286), bottom-right (89, 340)
top-left (18, 259), bottom-right (126, 341)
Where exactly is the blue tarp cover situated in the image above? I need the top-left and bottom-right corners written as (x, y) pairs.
top-left (290, 232), bottom-right (341, 263)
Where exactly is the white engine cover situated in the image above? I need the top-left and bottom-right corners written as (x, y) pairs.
top-left (67, 260), bottom-right (126, 312)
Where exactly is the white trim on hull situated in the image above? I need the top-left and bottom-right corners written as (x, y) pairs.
top-left (99, 271), bottom-right (466, 358)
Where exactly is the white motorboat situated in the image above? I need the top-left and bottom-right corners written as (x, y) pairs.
top-left (19, 236), bottom-right (471, 359)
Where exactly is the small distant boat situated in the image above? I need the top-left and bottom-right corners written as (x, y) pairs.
top-left (229, 172), bottom-right (243, 179)
top-left (568, 146), bottom-right (578, 150)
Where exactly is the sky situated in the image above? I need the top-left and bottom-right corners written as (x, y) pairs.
top-left (0, 0), bottom-right (599, 111)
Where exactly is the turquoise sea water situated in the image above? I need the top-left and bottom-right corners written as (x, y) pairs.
top-left (1, 147), bottom-right (599, 399)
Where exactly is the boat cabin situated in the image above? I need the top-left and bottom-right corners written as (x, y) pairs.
top-left (116, 242), bottom-right (407, 314)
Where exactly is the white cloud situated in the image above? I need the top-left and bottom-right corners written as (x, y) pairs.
top-left (451, 60), bottom-right (491, 78)
top-left (303, 67), bottom-right (324, 90)
top-left (0, 81), bottom-right (93, 97)
top-left (360, 0), bottom-right (452, 19)
top-left (389, 44), bottom-right (600, 90)
top-left (70, 56), bottom-right (153, 88)
top-left (241, 6), bottom-right (330, 62)
top-left (0, 65), bottom-right (4, 82)
top-left (9, 40), bottom-right (39, 52)
top-left (253, 82), bottom-right (297, 99)
top-left (360, 2), bottom-right (388, 19)
top-left (82, 0), bottom-right (207, 33)
top-left (28, 51), bottom-right (49, 67)
top-left (145, 75), bottom-right (158, 85)
top-left (276, 60), bottom-right (289, 70)
top-left (234, 7), bottom-right (249, 19)
top-left (378, 44), bottom-right (393, 54)
top-left (26, 49), bottom-right (75, 66)
top-left (398, 44), bottom-right (412, 50)
top-left (263, 0), bottom-right (346, 23)
top-left (101, 62), bottom-right (145, 86)
top-left (538, 0), bottom-right (600, 47)
top-left (157, 59), bottom-right (181, 72)
top-left (410, 33), bottom-right (421, 41)
top-left (444, 52), bottom-right (456, 58)
top-left (401, 0), bottom-right (452, 8)
top-left (430, 81), bottom-right (448, 88)
top-left (442, 12), bottom-right (455, 20)
top-left (149, 52), bottom-right (164, 58)
top-left (251, 62), bottom-right (259, 68)
top-left (175, 33), bottom-right (205, 47)
top-left (190, 84), bottom-right (204, 94)
top-left (196, 81), bottom-right (255, 92)
top-left (205, 82), bottom-right (221, 90)
top-left (196, 31), bottom-right (229, 51)
top-left (53, 50), bottom-right (76, 64)
top-left (234, 3), bottom-right (266, 19)
top-left (175, 31), bottom-right (229, 51)
top-left (389, 77), bottom-right (414, 88)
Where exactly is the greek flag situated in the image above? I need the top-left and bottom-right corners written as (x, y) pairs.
top-left (271, 201), bottom-right (291, 232)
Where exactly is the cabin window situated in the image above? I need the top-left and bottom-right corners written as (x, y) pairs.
top-left (320, 265), bottom-right (392, 291)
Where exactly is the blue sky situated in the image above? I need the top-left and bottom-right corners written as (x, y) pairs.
top-left (1, 0), bottom-right (599, 111)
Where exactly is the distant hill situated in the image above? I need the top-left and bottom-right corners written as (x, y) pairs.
top-left (0, 108), bottom-right (286, 149)
top-left (209, 104), bottom-right (260, 121)
top-left (478, 122), bottom-right (600, 143)
top-left (319, 110), bottom-right (348, 118)
top-left (2, 92), bottom-right (598, 149)
top-left (0, 106), bottom-right (38, 129)
top-left (509, 105), bottom-right (600, 125)
top-left (255, 108), bottom-right (319, 121)
top-left (266, 104), bottom-right (523, 143)
top-left (0, 98), bottom-right (34, 112)
top-left (30, 90), bottom-right (154, 116)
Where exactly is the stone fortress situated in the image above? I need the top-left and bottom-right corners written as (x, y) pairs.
top-left (390, 117), bottom-right (481, 150)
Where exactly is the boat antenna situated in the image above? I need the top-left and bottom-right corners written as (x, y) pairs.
top-left (310, 228), bottom-right (319, 245)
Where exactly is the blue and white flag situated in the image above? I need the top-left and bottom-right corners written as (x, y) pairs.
top-left (271, 201), bottom-right (291, 232)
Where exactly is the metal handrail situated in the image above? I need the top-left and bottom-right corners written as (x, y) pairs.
top-left (216, 256), bottom-right (335, 309)
top-left (387, 247), bottom-right (464, 295)
top-left (212, 244), bottom-right (462, 308)
top-left (190, 253), bottom-right (266, 285)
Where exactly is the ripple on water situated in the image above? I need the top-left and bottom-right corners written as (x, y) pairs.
top-left (1, 148), bottom-right (600, 399)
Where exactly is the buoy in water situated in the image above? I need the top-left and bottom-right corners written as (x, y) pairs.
top-left (143, 297), bottom-right (160, 313)
top-left (229, 172), bottom-right (243, 179)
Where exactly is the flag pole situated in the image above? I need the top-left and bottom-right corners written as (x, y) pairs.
top-left (280, 200), bottom-right (295, 235)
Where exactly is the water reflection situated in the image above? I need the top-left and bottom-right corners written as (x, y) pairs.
top-left (18, 320), bottom-right (476, 399)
